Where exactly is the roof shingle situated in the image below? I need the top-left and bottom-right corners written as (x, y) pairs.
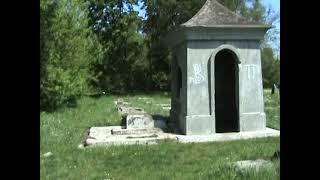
top-left (182, 0), bottom-right (265, 27)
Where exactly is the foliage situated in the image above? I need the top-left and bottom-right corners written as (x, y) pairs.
top-left (247, 0), bottom-right (279, 53)
top-left (142, 0), bottom-right (279, 91)
top-left (261, 48), bottom-right (280, 88)
top-left (40, 0), bottom-right (104, 111)
top-left (142, 0), bottom-right (207, 90)
top-left (88, 0), bottom-right (149, 93)
top-left (40, 0), bottom-right (280, 110)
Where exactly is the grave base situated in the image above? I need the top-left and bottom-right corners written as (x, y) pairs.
top-left (84, 127), bottom-right (279, 147)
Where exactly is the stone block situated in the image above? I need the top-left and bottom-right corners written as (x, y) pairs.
top-left (126, 114), bottom-right (154, 129)
top-left (117, 106), bottom-right (145, 116)
top-left (111, 128), bottom-right (161, 135)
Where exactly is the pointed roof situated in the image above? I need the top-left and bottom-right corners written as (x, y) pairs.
top-left (182, 0), bottom-right (269, 28)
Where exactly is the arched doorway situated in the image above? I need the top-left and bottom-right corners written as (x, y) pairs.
top-left (214, 49), bottom-right (239, 133)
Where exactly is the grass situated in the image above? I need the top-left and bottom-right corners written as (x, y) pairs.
top-left (40, 90), bottom-right (280, 180)
top-left (264, 89), bottom-right (280, 130)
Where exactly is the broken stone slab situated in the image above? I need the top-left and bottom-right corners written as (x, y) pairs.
top-left (116, 98), bottom-right (124, 104)
top-left (138, 97), bottom-right (150, 100)
top-left (176, 128), bottom-right (280, 143)
top-left (87, 137), bottom-right (160, 146)
top-left (126, 134), bottom-right (158, 139)
top-left (162, 107), bottom-right (171, 110)
top-left (234, 159), bottom-right (273, 171)
top-left (42, 152), bottom-right (53, 158)
top-left (78, 144), bottom-right (85, 149)
top-left (117, 106), bottom-right (146, 116)
top-left (111, 128), bottom-right (162, 136)
top-left (126, 114), bottom-right (154, 129)
top-left (156, 103), bottom-right (171, 107)
top-left (84, 127), bottom-right (280, 147)
top-left (115, 100), bottom-right (131, 106)
top-left (85, 126), bottom-right (176, 146)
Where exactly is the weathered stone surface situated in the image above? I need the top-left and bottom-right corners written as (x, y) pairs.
top-left (85, 126), bottom-right (279, 147)
top-left (78, 144), bottom-right (84, 149)
top-left (182, 0), bottom-right (267, 27)
top-left (126, 134), bottom-right (158, 139)
top-left (126, 114), bottom-right (154, 129)
top-left (234, 159), bottom-right (273, 171)
top-left (111, 128), bottom-right (161, 135)
top-left (42, 152), bottom-right (53, 158)
top-left (117, 106), bottom-right (145, 116)
top-left (166, 0), bottom-right (270, 135)
top-left (115, 100), bottom-right (131, 106)
top-left (85, 126), bottom-right (174, 146)
top-left (176, 128), bottom-right (280, 143)
top-left (138, 97), bottom-right (150, 101)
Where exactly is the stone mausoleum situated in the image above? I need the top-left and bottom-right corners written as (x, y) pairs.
top-left (168, 0), bottom-right (271, 135)
top-left (84, 0), bottom-right (279, 147)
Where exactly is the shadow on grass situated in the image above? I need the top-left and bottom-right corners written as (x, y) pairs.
top-left (152, 114), bottom-right (179, 134)
top-left (152, 114), bottom-right (170, 122)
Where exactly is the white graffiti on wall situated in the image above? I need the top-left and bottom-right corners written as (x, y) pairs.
top-left (189, 64), bottom-right (205, 84)
top-left (244, 64), bottom-right (259, 80)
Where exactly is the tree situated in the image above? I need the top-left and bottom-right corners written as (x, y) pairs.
top-left (261, 47), bottom-right (280, 88)
top-left (40, 0), bottom-right (104, 111)
top-left (142, 0), bottom-right (279, 90)
top-left (142, 0), bottom-right (207, 90)
top-left (88, 0), bottom-right (149, 93)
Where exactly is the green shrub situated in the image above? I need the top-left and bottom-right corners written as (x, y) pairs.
top-left (40, 0), bottom-right (104, 111)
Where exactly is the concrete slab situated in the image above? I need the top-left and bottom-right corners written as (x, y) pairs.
top-left (162, 107), bottom-right (171, 110)
top-left (234, 159), bottom-right (273, 171)
top-left (111, 128), bottom-right (162, 135)
top-left (176, 128), bottom-right (280, 143)
top-left (117, 106), bottom-right (146, 116)
top-left (85, 126), bottom-right (175, 147)
top-left (84, 127), bottom-right (279, 147)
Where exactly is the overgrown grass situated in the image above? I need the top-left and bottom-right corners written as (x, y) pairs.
top-left (264, 89), bottom-right (280, 130)
top-left (40, 90), bottom-right (280, 179)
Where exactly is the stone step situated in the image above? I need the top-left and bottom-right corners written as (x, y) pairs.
top-left (111, 128), bottom-right (162, 135)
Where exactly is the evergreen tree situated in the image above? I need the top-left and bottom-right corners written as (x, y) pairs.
top-left (40, 0), bottom-right (104, 111)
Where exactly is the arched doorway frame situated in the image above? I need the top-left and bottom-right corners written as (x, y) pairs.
top-left (209, 44), bottom-right (241, 132)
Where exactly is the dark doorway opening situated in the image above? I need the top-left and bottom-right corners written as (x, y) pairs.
top-left (215, 49), bottom-right (239, 133)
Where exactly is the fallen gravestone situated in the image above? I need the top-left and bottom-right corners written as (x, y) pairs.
top-left (234, 159), bottom-right (273, 171)
top-left (42, 152), bottom-right (53, 158)
top-left (117, 106), bottom-right (146, 116)
top-left (126, 114), bottom-right (154, 129)
top-left (138, 97), bottom-right (150, 101)
top-left (156, 103), bottom-right (171, 110)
